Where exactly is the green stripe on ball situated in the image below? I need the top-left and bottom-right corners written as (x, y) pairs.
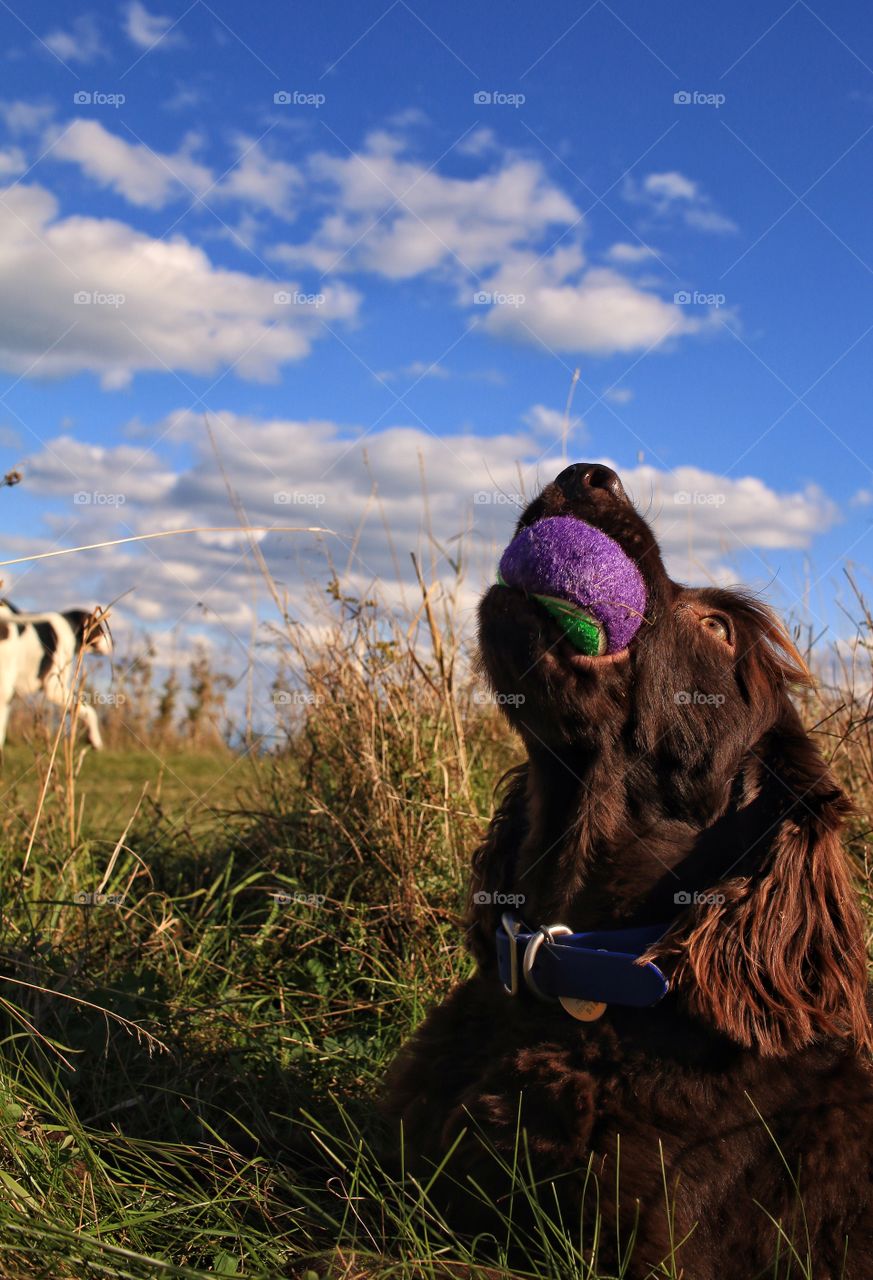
top-left (496, 574), bottom-right (606, 656)
top-left (533, 594), bottom-right (607, 656)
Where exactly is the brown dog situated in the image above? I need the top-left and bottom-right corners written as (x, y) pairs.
top-left (386, 464), bottom-right (873, 1279)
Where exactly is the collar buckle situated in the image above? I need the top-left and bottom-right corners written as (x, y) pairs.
top-left (501, 913), bottom-right (573, 1002)
top-left (522, 922), bottom-right (572, 1001)
top-left (500, 912), bottom-right (522, 995)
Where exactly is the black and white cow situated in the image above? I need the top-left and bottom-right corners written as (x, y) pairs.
top-left (0, 600), bottom-right (112, 750)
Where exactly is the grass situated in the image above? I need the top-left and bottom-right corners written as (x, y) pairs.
top-left (0, 564), bottom-right (868, 1279)
top-left (0, 746), bottom-right (246, 838)
top-left (0, 746), bottom-right (501, 1279)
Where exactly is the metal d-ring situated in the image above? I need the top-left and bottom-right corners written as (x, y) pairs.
top-left (522, 923), bottom-right (572, 1001)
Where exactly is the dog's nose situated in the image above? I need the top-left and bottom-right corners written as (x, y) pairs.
top-left (554, 463), bottom-right (626, 502)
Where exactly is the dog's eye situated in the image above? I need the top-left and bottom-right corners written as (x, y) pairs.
top-left (700, 614), bottom-right (731, 644)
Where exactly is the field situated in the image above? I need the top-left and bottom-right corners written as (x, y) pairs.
top-left (0, 578), bottom-right (870, 1280)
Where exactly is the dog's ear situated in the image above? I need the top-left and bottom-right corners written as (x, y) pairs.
top-left (654, 705), bottom-right (872, 1057)
top-left (466, 764), bottom-right (529, 970)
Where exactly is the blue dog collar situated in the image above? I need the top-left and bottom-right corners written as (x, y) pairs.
top-left (497, 913), bottom-right (670, 1010)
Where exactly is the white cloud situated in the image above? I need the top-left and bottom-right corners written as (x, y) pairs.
top-left (162, 84), bottom-right (204, 112)
top-left (13, 413), bottom-right (839, 644)
top-left (0, 147), bottom-right (25, 177)
top-left (523, 403), bottom-right (587, 446)
top-left (643, 171), bottom-right (698, 202)
top-left (49, 121), bottom-right (301, 218)
top-left (482, 254), bottom-right (709, 355)
top-left (124, 1), bottom-right (184, 51)
top-left (603, 386), bottom-right (633, 405)
top-left (683, 207), bottom-right (739, 235)
top-left (406, 359), bottom-right (450, 379)
top-left (379, 362), bottom-right (504, 385)
top-left (385, 107), bottom-right (430, 131)
top-left (43, 15), bottom-right (105, 63)
top-left (0, 182), bottom-right (360, 388)
top-left (456, 126), bottom-right (500, 157)
top-left (272, 134), bottom-right (717, 358)
top-left (51, 119), bottom-right (212, 208)
top-left (215, 136), bottom-right (302, 217)
top-left (16, 119), bottom-right (727, 364)
top-left (605, 242), bottom-right (656, 264)
top-left (0, 101), bottom-right (56, 136)
top-left (26, 435), bottom-right (176, 504)
top-left (626, 170), bottom-right (737, 235)
top-left (274, 133), bottom-right (580, 279)
top-left (632, 467), bottom-right (838, 553)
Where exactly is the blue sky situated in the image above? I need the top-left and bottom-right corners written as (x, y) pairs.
top-left (0, 0), bottom-right (871, 683)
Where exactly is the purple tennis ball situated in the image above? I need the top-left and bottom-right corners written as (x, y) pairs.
top-left (498, 516), bottom-right (647, 653)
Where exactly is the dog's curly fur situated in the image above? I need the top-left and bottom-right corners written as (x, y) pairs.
top-left (385, 466), bottom-right (873, 1278)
